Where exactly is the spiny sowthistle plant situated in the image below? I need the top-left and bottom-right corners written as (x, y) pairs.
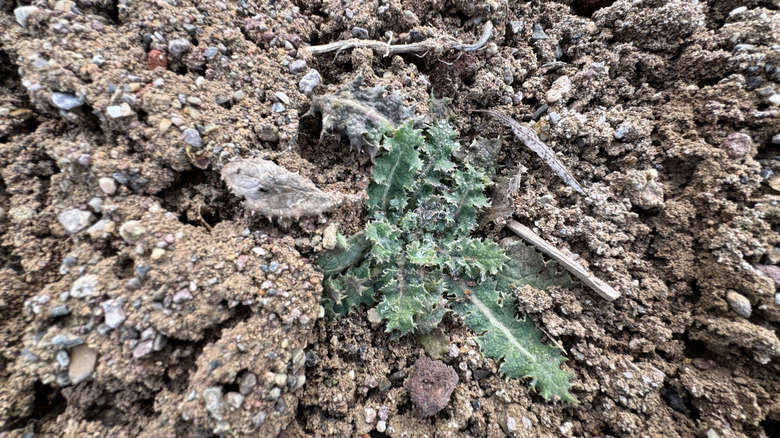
top-left (313, 78), bottom-right (578, 403)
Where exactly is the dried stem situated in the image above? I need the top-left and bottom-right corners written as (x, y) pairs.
top-left (507, 220), bottom-right (620, 301)
top-left (302, 22), bottom-right (493, 57)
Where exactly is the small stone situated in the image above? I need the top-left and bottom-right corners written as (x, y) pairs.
top-left (203, 47), bottom-right (219, 59)
top-left (151, 248), bottom-right (166, 260)
top-left (119, 220), bottom-right (146, 244)
top-left (168, 38), bottom-right (191, 58)
top-left (365, 407), bottom-right (377, 423)
top-left (378, 405), bottom-right (389, 421)
top-left (52, 333), bottom-right (83, 348)
top-left (275, 91), bottom-right (290, 105)
top-left (14, 6), bottom-right (39, 27)
top-left (353, 27), bottom-right (370, 39)
top-left (153, 333), bottom-right (167, 351)
top-left (299, 69), bottom-right (321, 96)
top-left (289, 59), bottom-right (307, 73)
top-left (50, 305), bottom-right (69, 317)
top-left (506, 416), bottom-right (517, 433)
top-left (99, 177), bottom-right (116, 194)
top-left (68, 345), bottom-right (97, 384)
top-left (183, 128), bottom-right (204, 148)
top-left (92, 54), bottom-right (106, 66)
top-left (272, 102), bottom-right (285, 113)
top-left (252, 411), bottom-right (267, 427)
top-left (232, 90), bottom-right (245, 102)
top-left (510, 20), bottom-right (523, 34)
top-left (59, 209), bottom-right (93, 234)
top-left (105, 105), bottom-right (123, 118)
top-left (546, 75), bottom-right (572, 104)
top-left (225, 392), bottom-right (244, 409)
top-left (173, 289), bottom-right (193, 303)
top-left (148, 50), bottom-right (167, 70)
top-left (256, 124), bottom-right (279, 142)
top-left (203, 386), bottom-right (224, 420)
top-left (719, 133), bottom-right (753, 159)
top-left (614, 122), bottom-right (631, 140)
top-left (726, 290), bottom-right (752, 319)
top-left (404, 357), bottom-right (458, 416)
top-left (102, 298), bottom-right (126, 329)
top-left (87, 197), bottom-right (103, 213)
top-left (55, 350), bottom-right (70, 368)
top-left (239, 372), bottom-right (258, 395)
top-left (531, 23), bottom-right (548, 40)
top-left (376, 420), bottom-right (387, 433)
top-left (133, 340), bottom-right (153, 358)
top-left (52, 92), bottom-right (84, 110)
top-left (71, 274), bottom-right (100, 298)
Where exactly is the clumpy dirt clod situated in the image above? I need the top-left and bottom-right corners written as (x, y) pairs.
top-left (404, 357), bottom-right (459, 417)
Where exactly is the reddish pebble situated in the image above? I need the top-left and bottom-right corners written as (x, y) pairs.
top-left (404, 357), bottom-right (458, 417)
top-left (148, 50), bottom-right (167, 71)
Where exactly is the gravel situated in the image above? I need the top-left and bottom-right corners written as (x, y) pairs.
top-left (102, 298), bottom-right (126, 329)
top-left (58, 209), bottom-right (93, 234)
top-left (51, 92), bottom-right (85, 110)
top-left (168, 38), bottom-right (191, 58)
top-left (299, 69), bottom-right (321, 96)
top-left (289, 59), bottom-right (307, 73)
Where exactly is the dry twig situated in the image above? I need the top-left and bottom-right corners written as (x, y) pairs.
top-left (302, 22), bottom-right (493, 57)
top-left (507, 220), bottom-right (620, 301)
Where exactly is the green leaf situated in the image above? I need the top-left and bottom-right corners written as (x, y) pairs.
top-left (318, 231), bottom-right (372, 276)
top-left (321, 264), bottom-right (376, 319)
top-left (367, 121), bottom-right (423, 220)
top-left (452, 279), bottom-right (578, 403)
top-left (365, 220), bottom-right (403, 263)
top-left (405, 236), bottom-right (440, 267)
top-left (445, 237), bottom-right (509, 280)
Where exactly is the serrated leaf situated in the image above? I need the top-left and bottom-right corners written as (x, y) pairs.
top-left (318, 231), bottom-right (371, 276)
top-left (452, 279), bottom-right (578, 403)
top-left (445, 237), bottom-right (508, 280)
top-left (441, 164), bottom-right (492, 236)
top-left (366, 121), bottom-right (423, 220)
top-left (321, 264), bottom-right (376, 319)
top-left (405, 236), bottom-right (440, 267)
top-left (365, 220), bottom-right (403, 263)
top-left (305, 74), bottom-right (418, 158)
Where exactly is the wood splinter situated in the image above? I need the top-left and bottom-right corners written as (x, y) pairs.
top-left (507, 220), bottom-right (621, 301)
top-left (301, 21), bottom-right (493, 57)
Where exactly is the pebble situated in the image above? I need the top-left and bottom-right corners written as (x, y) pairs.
top-left (87, 197), bottom-right (102, 213)
top-left (102, 299), bottom-right (125, 329)
top-left (377, 420), bottom-right (387, 433)
top-left (299, 69), bottom-right (321, 96)
top-left (168, 38), bottom-right (191, 58)
top-left (353, 27), bottom-right (370, 39)
top-left (232, 90), bottom-right (245, 102)
top-left (726, 290), bottom-right (752, 319)
top-left (203, 386), bottom-right (224, 420)
top-left (183, 128), bottom-right (205, 148)
top-left (365, 407), bottom-right (377, 423)
top-left (225, 392), bottom-right (245, 409)
top-left (50, 305), bottom-right (69, 317)
top-left (272, 102), bottom-right (285, 113)
top-left (55, 350), bottom-right (70, 368)
top-left (14, 6), bottom-right (39, 27)
top-left (720, 133), bottom-right (753, 158)
top-left (151, 248), bottom-right (166, 260)
top-left (275, 91), bottom-right (290, 105)
top-left (59, 209), bottom-right (93, 234)
top-left (51, 92), bottom-right (85, 110)
top-left (99, 177), bottom-right (117, 195)
top-left (92, 54), bottom-right (106, 66)
top-left (404, 357), bottom-right (458, 416)
top-left (119, 220), bottom-right (146, 244)
top-left (71, 274), bottom-right (100, 298)
top-left (52, 333), bottom-right (83, 348)
top-left (614, 122), bottom-right (631, 140)
top-left (133, 340), bottom-right (153, 358)
top-left (252, 411), bottom-right (267, 428)
top-left (203, 47), bottom-right (219, 59)
top-left (173, 289), bottom-right (193, 303)
top-left (239, 372), bottom-right (258, 395)
top-left (546, 75), bottom-right (572, 104)
top-left (148, 50), bottom-right (167, 70)
top-left (289, 59), bottom-right (307, 73)
top-left (105, 105), bottom-right (123, 118)
top-left (68, 345), bottom-right (97, 385)
top-left (531, 23), bottom-right (548, 40)
top-left (510, 20), bottom-right (523, 34)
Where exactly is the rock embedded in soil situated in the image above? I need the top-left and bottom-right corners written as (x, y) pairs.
top-left (102, 298), bottom-right (126, 329)
top-left (119, 220), bottom-right (146, 244)
top-left (404, 357), bottom-right (458, 417)
top-left (14, 6), bottom-right (39, 27)
top-left (719, 133), bottom-right (754, 159)
top-left (51, 92), bottom-right (85, 110)
top-left (58, 209), bottom-right (93, 234)
top-left (168, 38), bottom-right (191, 58)
top-left (546, 76), bottom-right (572, 104)
top-left (299, 69), bottom-right (321, 96)
top-left (68, 345), bottom-right (97, 385)
top-left (183, 128), bottom-right (204, 148)
top-left (726, 290), bottom-right (752, 319)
